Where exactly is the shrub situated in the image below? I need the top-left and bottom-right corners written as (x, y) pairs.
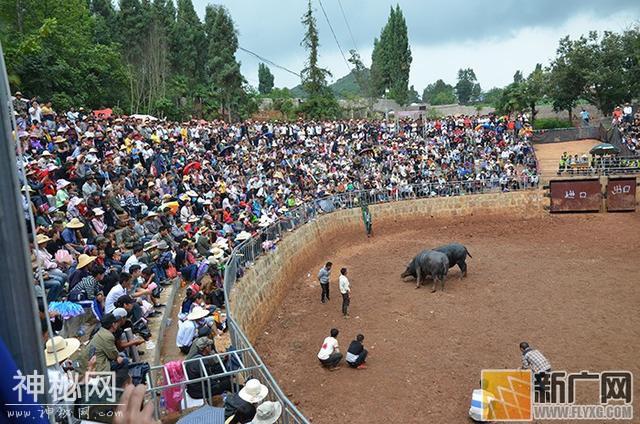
top-left (534, 118), bottom-right (573, 130)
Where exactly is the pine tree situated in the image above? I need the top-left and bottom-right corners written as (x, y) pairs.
top-left (299, 0), bottom-right (340, 118)
top-left (204, 4), bottom-right (245, 120)
top-left (258, 63), bottom-right (274, 95)
top-left (90, 0), bottom-right (117, 44)
top-left (172, 0), bottom-right (205, 82)
top-left (370, 5), bottom-right (412, 105)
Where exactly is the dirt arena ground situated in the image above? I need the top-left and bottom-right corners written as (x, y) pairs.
top-left (533, 139), bottom-right (600, 181)
top-left (253, 212), bottom-right (640, 423)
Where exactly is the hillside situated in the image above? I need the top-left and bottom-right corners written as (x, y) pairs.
top-left (288, 68), bottom-right (369, 98)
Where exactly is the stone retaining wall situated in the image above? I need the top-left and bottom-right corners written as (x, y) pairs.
top-left (229, 189), bottom-right (546, 342)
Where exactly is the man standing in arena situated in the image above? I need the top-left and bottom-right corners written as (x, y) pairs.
top-left (339, 267), bottom-right (351, 318)
top-left (318, 261), bottom-right (332, 303)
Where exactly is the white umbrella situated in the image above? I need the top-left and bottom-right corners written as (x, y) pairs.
top-left (130, 114), bottom-right (158, 122)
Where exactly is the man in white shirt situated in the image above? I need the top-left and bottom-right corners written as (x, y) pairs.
top-left (339, 268), bottom-right (351, 318)
top-left (317, 328), bottom-right (342, 370)
top-left (104, 273), bottom-right (130, 314)
top-left (123, 245), bottom-right (145, 273)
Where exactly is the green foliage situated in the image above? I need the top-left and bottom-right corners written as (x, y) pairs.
top-left (269, 88), bottom-right (297, 120)
top-left (204, 4), bottom-right (245, 120)
top-left (422, 79), bottom-right (456, 105)
top-left (346, 50), bottom-right (372, 100)
top-left (548, 30), bottom-right (638, 115)
top-left (2, 0), bottom-right (259, 121)
top-left (533, 118), bottom-right (573, 130)
top-left (455, 68), bottom-right (481, 105)
top-left (299, 0), bottom-right (340, 119)
top-left (370, 5), bottom-right (412, 105)
top-left (1, 0), bottom-right (128, 109)
top-left (482, 87), bottom-right (504, 107)
top-left (495, 64), bottom-right (548, 122)
top-left (258, 63), bottom-right (274, 94)
top-left (407, 85), bottom-right (420, 103)
top-left (426, 107), bottom-right (440, 120)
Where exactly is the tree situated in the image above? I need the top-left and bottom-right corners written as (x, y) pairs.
top-left (482, 87), bottom-right (504, 108)
top-left (204, 4), bottom-right (245, 120)
top-left (422, 79), bottom-right (456, 105)
top-left (90, 0), bottom-right (117, 44)
top-left (348, 49), bottom-right (372, 100)
top-left (407, 85), bottom-right (420, 103)
top-left (495, 64), bottom-right (548, 122)
top-left (548, 35), bottom-right (590, 119)
top-left (455, 68), bottom-right (481, 105)
top-left (370, 5), bottom-right (412, 105)
top-left (299, 0), bottom-right (340, 119)
top-left (171, 0), bottom-right (205, 82)
top-left (258, 63), bottom-right (274, 94)
top-left (1, 0), bottom-right (127, 109)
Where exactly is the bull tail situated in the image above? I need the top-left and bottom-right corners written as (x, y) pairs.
top-left (465, 247), bottom-right (472, 258)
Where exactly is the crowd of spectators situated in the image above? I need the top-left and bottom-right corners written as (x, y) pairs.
top-left (614, 104), bottom-right (640, 154)
top-left (16, 91), bottom-right (539, 415)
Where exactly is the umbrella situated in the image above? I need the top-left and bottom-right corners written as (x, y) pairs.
top-left (589, 143), bottom-right (620, 156)
top-left (176, 405), bottom-right (225, 424)
top-left (130, 114), bottom-right (158, 121)
top-left (317, 199), bottom-right (336, 213)
top-left (183, 161), bottom-right (201, 175)
top-left (219, 145), bottom-right (235, 156)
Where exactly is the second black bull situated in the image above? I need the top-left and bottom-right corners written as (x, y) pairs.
top-left (400, 243), bottom-right (472, 292)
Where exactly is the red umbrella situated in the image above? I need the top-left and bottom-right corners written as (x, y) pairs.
top-left (183, 161), bottom-right (201, 175)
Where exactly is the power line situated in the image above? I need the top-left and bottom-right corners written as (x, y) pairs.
top-left (316, 0), bottom-right (351, 73)
top-left (238, 46), bottom-right (301, 78)
top-left (336, 0), bottom-right (358, 51)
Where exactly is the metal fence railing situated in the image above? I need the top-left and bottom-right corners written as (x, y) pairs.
top-left (145, 318), bottom-right (308, 423)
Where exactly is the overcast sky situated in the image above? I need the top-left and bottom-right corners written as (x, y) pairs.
top-left (192, 0), bottom-right (640, 92)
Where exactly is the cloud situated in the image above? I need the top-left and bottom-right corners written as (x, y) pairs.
top-left (191, 0), bottom-right (640, 91)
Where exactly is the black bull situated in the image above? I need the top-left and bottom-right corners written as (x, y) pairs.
top-left (401, 243), bottom-right (472, 288)
top-left (401, 250), bottom-right (449, 292)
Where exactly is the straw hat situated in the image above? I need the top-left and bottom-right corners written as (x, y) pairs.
top-left (143, 241), bottom-right (158, 252)
top-left (210, 246), bottom-right (225, 259)
top-left (179, 193), bottom-right (190, 201)
top-left (41, 151), bottom-right (52, 157)
top-left (66, 217), bottom-right (85, 229)
top-left (188, 215), bottom-right (199, 223)
top-left (76, 254), bottom-right (97, 269)
top-left (44, 336), bottom-right (81, 367)
top-left (238, 379), bottom-right (269, 404)
top-left (22, 185), bottom-right (34, 193)
top-left (53, 136), bottom-right (67, 144)
top-left (215, 237), bottom-right (230, 250)
top-left (258, 218), bottom-right (273, 228)
top-left (56, 179), bottom-right (71, 190)
top-left (69, 197), bottom-right (83, 207)
top-left (235, 231), bottom-right (252, 242)
top-left (187, 306), bottom-right (210, 321)
top-left (92, 208), bottom-right (105, 216)
top-left (36, 234), bottom-right (51, 244)
top-left (250, 401), bottom-right (282, 424)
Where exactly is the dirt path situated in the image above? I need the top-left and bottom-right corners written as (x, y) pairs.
top-left (534, 139), bottom-right (600, 182)
top-left (253, 213), bottom-right (640, 424)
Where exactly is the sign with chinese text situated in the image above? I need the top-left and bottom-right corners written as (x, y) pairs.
top-left (606, 178), bottom-right (636, 212)
top-left (550, 179), bottom-right (601, 213)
